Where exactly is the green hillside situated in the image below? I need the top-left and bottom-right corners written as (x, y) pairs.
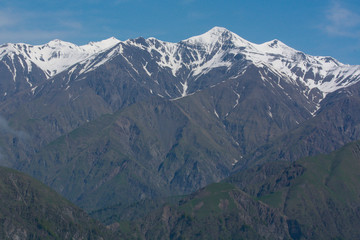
top-left (113, 140), bottom-right (360, 239)
top-left (228, 140), bottom-right (360, 239)
top-left (0, 167), bottom-right (114, 240)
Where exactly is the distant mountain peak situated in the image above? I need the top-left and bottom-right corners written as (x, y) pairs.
top-left (183, 26), bottom-right (251, 48)
top-left (86, 37), bottom-right (120, 49)
top-left (205, 26), bottom-right (231, 36)
top-left (47, 39), bottom-right (66, 44)
top-left (264, 39), bottom-right (286, 48)
top-left (0, 37), bottom-right (121, 78)
top-left (44, 39), bottom-right (77, 49)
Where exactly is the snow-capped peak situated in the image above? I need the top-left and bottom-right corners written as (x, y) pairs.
top-left (257, 39), bottom-right (298, 56)
top-left (0, 37), bottom-right (121, 78)
top-left (46, 39), bottom-right (70, 45)
top-left (184, 26), bottom-right (231, 45)
top-left (181, 27), bottom-right (360, 99)
top-left (183, 26), bottom-right (253, 50)
top-left (83, 37), bottom-right (121, 53)
top-left (253, 39), bottom-right (343, 72)
top-left (244, 38), bottom-right (360, 98)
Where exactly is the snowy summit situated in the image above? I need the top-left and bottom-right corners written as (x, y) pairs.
top-left (1, 27), bottom-right (360, 101)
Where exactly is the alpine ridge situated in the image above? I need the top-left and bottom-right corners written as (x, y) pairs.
top-left (1, 27), bottom-right (360, 107)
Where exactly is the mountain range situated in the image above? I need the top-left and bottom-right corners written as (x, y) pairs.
top-left (1, 27), bottom-right (360, 239)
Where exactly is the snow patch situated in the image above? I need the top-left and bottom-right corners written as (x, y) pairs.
top-left (25, 77), bottom-right (32, 87)
top-left (214, 109), bottom-right (219, 118)
top-left (267, 106), bottom-right (273, 118)
top-left (232, 89), bottom-right (241, 108)
top-left (143, 62), bottom-right (152, 76)
top-left (180, 81), bottom-right (188, 97)
top-left (232, 158), bottom-right (239, 166)
top-left (31, 86), bottom-right (38, 95)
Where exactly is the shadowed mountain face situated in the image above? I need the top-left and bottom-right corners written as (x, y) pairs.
top-left (1, 27), bottom-right (360, 227)
top-left (243, 81), bottom-right (360, 167)
top-left (226, 140), bottom-right (360, 239)
top-left (0, 167), bottom-right (114, 240)
top-left (19, 96), bottom-right (241, 211)
top-left (107, 140), bottom-right (360, 240)
top-left (130, 182), bottom-right (291, 240)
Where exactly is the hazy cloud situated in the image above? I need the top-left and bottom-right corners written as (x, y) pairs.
top-left (0, 116), bottom-right (28, 139)
top-left (0, 6), bottom-right (84, 44)
top-left (323, 1), bottom-right (360, 38)
top-left (0, 9), bottom-right (21, 28)
top-left (0, 29), bottom-right (76, 44)
top-left (187, 11), bottom-right (206, 20)
top-left (59, 20), bottom-right (83, 30)
top-left (0, 116), bottom-right (29, 165)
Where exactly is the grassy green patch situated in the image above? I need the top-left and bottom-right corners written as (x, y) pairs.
top-left (179, 182), bottom-right (237, 218)
top-left (258, 190), bottom-right (283, 208)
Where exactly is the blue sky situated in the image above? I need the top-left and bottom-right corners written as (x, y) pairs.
top-left (1, 0), bottom-right (360, 64)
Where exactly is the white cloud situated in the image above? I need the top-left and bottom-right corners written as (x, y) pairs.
top-left (323, 1), bottom-right (360, 38)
